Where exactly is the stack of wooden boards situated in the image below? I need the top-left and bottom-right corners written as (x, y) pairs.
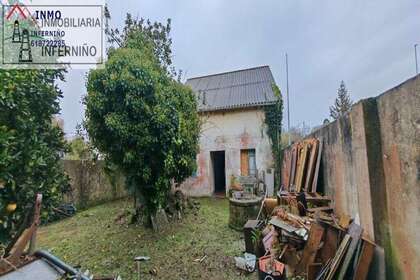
top-left (281, 138), bottom-right (322, 193)
top-left (255, 192), bottom-right (377, 280)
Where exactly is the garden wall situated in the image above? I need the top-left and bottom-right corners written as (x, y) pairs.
top-left (61, 160), bottom-right (127, 209)
top-left (285, 74), bottom-right (420, 279)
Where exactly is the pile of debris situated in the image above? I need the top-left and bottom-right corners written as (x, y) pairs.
top-left (235, 138), bottom-right (377, 280)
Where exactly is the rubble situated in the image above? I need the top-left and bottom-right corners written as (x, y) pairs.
top-left (235, 137), bottom-right (377, 280)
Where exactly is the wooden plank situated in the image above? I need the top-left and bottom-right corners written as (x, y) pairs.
top-left (315, 258), bottom-right (333, 280)
top-left (318, 225), bottom-right (340, 264)
top-left (281, 149), bottom-right (291, 190)
top-left (311, 138), bottom-right (323, 193)
top-left (307, 263), bottom-right (323, 280)
top-left (353, 239), bottom-right (376, 280)
top-left (367, 246), bottom-right (385, 280)
top-left (337, 223), bottom-right (363, 280)
top-left (351, 238), bottom-right (363, 274)
top-left (304, 139), bottom-right (319, 191)
top-left (277, 193), bottom-right (331, 205)
top-left (295, 143), bottom-right (308, 192)
top-left (294, 144), bottom-right (302, 191)
top-left (289, 145), bottom-right (298, 189)
top-left (296, 222), bottom-right (325, 274)
top-left (281, 149), bottom-right (287, 188)
top-left (307, 206), bottom-right (334, 213)
top-left (325, 234), bottom-right (351, 280)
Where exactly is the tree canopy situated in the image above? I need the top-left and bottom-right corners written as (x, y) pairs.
top-left (0, 69), bottom-right (69, 245)
top-left (85, 15), bottom-right (200, 219)
top-left (330, 81), bottom-right (353, 120)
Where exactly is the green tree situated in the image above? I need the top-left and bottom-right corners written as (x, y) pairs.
top-left (84, 16), bottom-right (200, 223)
top-left (329, 81), bottom-right (353, 120)
top-left (0, 70), bottom-right (70, 245)
top-left (105, 10), bottom-right (179, 78)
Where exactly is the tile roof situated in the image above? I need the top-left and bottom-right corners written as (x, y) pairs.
top-left (185, 65), bottom-right (278, 112)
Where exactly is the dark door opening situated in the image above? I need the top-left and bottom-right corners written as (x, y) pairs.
top-left (211, 151), bottom-right (226, 195)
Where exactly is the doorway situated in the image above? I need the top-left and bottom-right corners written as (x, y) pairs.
top-left (211, 151), bottom-right (226, 195)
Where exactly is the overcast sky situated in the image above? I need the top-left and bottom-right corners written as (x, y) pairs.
top-left (59, 0), bottom-right (419, 136)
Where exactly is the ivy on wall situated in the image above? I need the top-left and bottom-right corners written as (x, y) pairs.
top-left (264, 84), bottom-right (283, 189)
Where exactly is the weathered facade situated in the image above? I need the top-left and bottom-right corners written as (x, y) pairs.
top-left (181, 66), bottom-right (278, 196)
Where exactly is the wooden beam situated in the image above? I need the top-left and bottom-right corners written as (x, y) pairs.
top-left (311, 138), bottom-right (323, 193)
top-left (296, 142), bottom-right (309, 192)
top-left (325, 234), bottom-right (351, 280)
top-left (337, 223), bottom-right (363, 279)
top-left (307, 206), bottom-right (334, 213)
top-left (304, 139), bottom-right (319, 191)
top-left (296, 222), bottom-right (325, 274)
top-left (282, 149), bottom-right (291, 190)
top-left (290, 145), bottom-right (298, 190)
top-left (352, 239), bottom-right (376, 280)
top-left (308, 263), bottom-right (323, 280)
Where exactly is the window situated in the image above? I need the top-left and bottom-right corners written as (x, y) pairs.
top-left (240, 149), bottom-right (256, 176)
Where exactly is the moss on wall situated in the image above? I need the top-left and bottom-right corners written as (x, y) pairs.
top-left (62, 160), bottom-right (127, 209)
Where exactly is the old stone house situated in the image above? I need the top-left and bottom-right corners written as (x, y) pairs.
top-left (181, 66), bottom-right (279, 196)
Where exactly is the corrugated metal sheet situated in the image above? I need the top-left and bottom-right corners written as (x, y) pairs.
top-left (185, 66), bottom-right (278, 112)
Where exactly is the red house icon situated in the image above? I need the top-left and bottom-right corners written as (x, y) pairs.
top-left (6, 4), bottom-right (27, 20)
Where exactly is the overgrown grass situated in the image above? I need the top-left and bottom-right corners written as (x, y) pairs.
top-left (38, 198), bottom-right (257, 280)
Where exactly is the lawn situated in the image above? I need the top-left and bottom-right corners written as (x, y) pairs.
top-left (37, 198), bottom-right (256, 280)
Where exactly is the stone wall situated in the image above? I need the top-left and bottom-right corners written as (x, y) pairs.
top-left (284, 75), bottom-right (419, 279)
top-left (62, 160), bottom-right (127, 209)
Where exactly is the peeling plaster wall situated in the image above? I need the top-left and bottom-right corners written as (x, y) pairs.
top-left (181, 108), bottom-right (274, 196)
top-left (283, 75), bottom-right (420, 279)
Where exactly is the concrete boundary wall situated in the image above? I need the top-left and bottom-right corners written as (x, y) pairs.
top-left (62, 160), bottom-right (127, 209)
top-left (284, 75), bottom-right (420, 279)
